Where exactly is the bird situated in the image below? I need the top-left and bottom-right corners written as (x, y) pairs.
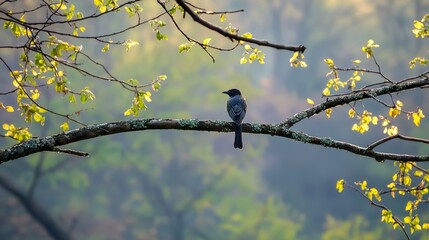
top-left (222, 88), bottom-right (247, 149)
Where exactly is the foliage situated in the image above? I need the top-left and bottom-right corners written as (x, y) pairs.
top-left (0, 0), bottom-right (305, 142)
top-left (324, 12), bottom-right (429, 239)
top-left (0, 0), bottom-right (154, 139)
top-left (1, 1), bottom-right (429, 240)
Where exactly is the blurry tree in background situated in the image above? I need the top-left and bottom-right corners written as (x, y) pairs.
top-left (1, 0), bottom-right (429, 239)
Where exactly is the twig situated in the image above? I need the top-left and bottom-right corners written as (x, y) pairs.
top-left (158, 0), bottom-right (240, 62)
top-left (51, 147), bottom-right (89, 157)
top-left (0, 57), bottom-right (86, 126)
top-left (175, 0), bottom-right (305, 52)
top-left (184, 1), bottom-right (244, 15)
top-left (281, 76), bottom-right (429, 128)
top-left (161, 0), bottom-right (216, 62)
top-left (367, 134), bottom-right (429, 151)
top-left (346, 183), bottom-right (410, 240)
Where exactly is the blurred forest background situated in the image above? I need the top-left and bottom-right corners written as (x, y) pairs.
top-left (1, 0), bottom-right (429, 239)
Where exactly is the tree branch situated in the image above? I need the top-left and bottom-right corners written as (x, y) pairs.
top-left (175, 0), bottom-right (306, 52)
top-left (345, 182), bottom-right (410, 240)
top-left (281, 75), bottom-right (429, 128)
top-left (1, 118), bottom-right (429, 164)
top-left (367, 134), bottom-right (429, 151)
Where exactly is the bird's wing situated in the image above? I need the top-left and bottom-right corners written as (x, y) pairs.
top-left (228, 103), bottom-right (246, 124)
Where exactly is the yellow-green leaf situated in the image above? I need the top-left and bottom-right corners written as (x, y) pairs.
top-left (143, 92), bottom-right (151, 102)
top-left (47, 77), bottom-right (55, 84)
top-left (158, 75), bottom-right (167, 81)
top-left (412, 109), bottom-right (425, 126)
top-left (348, 109), bottom-right (355, 118)
top-left (202, 38), bottom-right (211, 49)
top-left (404, 216), bottom-right (411, 224)
top-left (101, 43), bottom-right (110, 52)
top-left (124, 108), bottom-right (133, 116)
top-left (240, 57), bottom-right (247, 65)
top-left (30, 89), bottom-right (40, 100)
top-left (324, 58), bottom-right (334, 68)
top-left (325, 108), bottom-right (332, 118)
top-left (360, 180), bottom-right (367, 190)
top-left (33, 113), bottom-right (45, 125)
top-left (322, 88), bottom-right (330, 96)
top-left (404, 175), bottom-right (412, 186)
top-left (372, 116), bottom-right (378, 125)
top-left (336, 179), bottom-right (345, 193)
top-left (414, 20), bottom-right (424, 29)
top-left (405, 201), bottom-right (413, 211)
top-left (99, 5), bottom-right (107, 13)
top-left (389, 108), bottom-right (400, 118)
top-left (2, 123), bottom-right (10, 130)
top-left (414, 170), bottom-right (423, 177)
top-left (94, 0), bottom-right (103, 6)
top-left (5, 106), bottom-right (14, 112)
top-left (220, 14), bottom-right (226, 22)
top-left (60, 122), bottom-right (69, 131)
top-left (241, 32), bottom-right (253, 39)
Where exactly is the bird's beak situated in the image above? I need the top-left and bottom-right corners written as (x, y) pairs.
top-left (222, 91), bottom-right (228, 95)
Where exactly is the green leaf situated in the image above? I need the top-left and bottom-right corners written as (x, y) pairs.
top-left (80, 93), bottom-right (87, 103)
top-left (60, 122), bottom-right (69, 131)
top-left (47, 77), bottom-right (55, 84)
top-left (99, 5), bottom-right (107, 13)
top-left (152, 82), bottom-right (161, 91)
top-left (80, 87), bottom-right (96, 103)
top-left (94, 0), bottom-right (103, 7)
top-left (143, 91), bottom-right (152, 102)
top-left (127, 78), bottom-right (139, 86)
top-left (158, 75), bottom-right (167, 81)
top-left (220, 14), bottom-right (226, 22)
top-left (405, 201), bottom-right (413, 211)
top-left (404, 216), bottom-right (411, 224)
top-left (336, 179), bottom-right (345, 192)
top-left (101, 43), bottom-right (110, 52)
top-left (33, 112), bottom-right (43, 122)
top-left (241, 32), bottom-right (253, 38)
top-left (69, 94), bottom-right (76, 104)
top-left (178, 42), bottom-right (193, 53)
top-left (324, 58), bottom-right (334, 68)
top-left (124, 109), bottom-right (133, 116)
top-left (123, 39), bottom-right (139, 50)
top-left (414, 20), bottom-right (424, 29)
top-left (202, 38), bottom-right (211, 49)
top-left (156, 31), bottom-right (168, 40)
top-left (240, 57), bottom-right (247, 64)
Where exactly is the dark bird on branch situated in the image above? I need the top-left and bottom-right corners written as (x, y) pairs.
top-left (222, 88), bottom-right (247, 149)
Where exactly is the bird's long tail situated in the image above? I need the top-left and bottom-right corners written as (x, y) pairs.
top-left (234, 123), bottom-right (243, 149)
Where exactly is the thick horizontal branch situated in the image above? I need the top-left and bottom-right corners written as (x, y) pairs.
top-left (175, 0), bottom-right (306, 52)
top-left (281, 75), bottom-right (429, 128)
top-left (1, 119), bottom-right (428, 164)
